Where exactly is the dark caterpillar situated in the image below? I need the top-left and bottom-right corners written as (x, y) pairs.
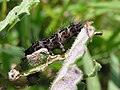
top-left (25, 22), bottom-right (83, 56)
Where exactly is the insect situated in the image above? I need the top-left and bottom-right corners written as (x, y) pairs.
top-left (25, 22), bottom-right (83, 56)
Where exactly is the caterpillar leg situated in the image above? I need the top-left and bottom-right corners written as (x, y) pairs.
top-left (57, 42), bottom-right (65, 52)
top-left (48, 49), bottom-right (54, 55)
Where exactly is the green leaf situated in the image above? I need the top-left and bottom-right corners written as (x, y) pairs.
top-left (45, 0), bottom-right (70, 37)
top-left (0, 0), bottom-right (9, 3)
top-left (0, 0), bottom-right (40, 32)
top-left (89, 1), bottom-right (120, 9)
top-left (110, 53), bottom-right (120, 87)
top-left (108, 80), bottom-right (119, 90)
top-left (83, 50), bottom-right (101, 90)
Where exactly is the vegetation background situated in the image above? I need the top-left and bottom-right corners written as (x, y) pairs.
top-left (0, 0), bottom-right (120, 90)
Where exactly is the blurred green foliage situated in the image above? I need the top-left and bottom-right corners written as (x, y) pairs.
top-left (0, 0), bottom-right (120, 90)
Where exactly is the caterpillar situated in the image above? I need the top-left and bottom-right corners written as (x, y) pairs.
top-left (25, 22), bottom-right (83, 56)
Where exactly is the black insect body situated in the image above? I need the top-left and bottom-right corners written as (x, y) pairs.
top-left (25, 22), bottom-right (83, 56)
